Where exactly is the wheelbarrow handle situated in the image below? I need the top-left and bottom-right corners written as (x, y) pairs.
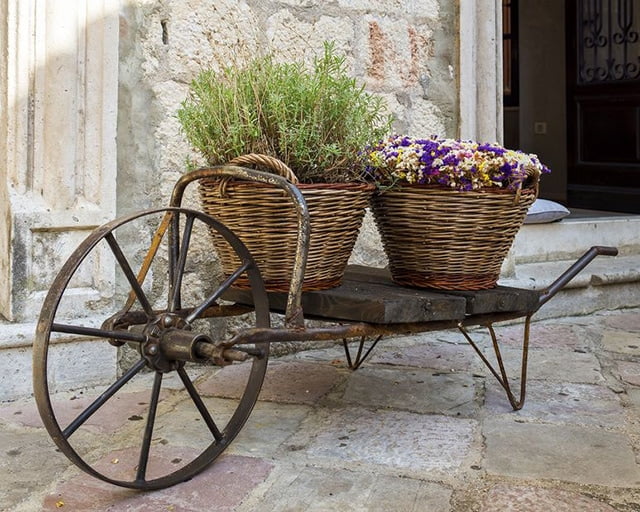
top-left (537, 246), bottom-right (618, 309)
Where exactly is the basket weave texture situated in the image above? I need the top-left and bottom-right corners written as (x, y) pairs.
top-left (198, 154), bottom-right (373, 291)
top-left (371, 183), bottom-right (538, 290)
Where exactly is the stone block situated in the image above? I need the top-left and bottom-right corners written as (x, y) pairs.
top-left (499, 348), bottom-right (604, 384)
top-left (485, 381), bottom-right (625, 427)
top-left (605, 311), bottom-right (640, 332)
top-left (342, 366), bottom-right (479, 417)
top-left (297, 407), bottom-right (476, 474)
top-left (41, 453), bottom-right (272, 511)
top-left (197, 360), bottom-right (346, 405)
top-left (0, 427), bottom-right (71, 511)
top-left (484, 418), bottom-right (640, 486)
top-left (478, 484), bottom-right (619, 512)
top-left (248, 465), bottom-right (452, 512)
top-left (619, 361), bottom-right (640, 386)
top-left (371, 340), bottom-right (483, 372)
top-left (601, 330), bottom-right (640, 355)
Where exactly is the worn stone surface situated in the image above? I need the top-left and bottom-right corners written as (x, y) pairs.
top-left (485, 381), bottom-right (625, 427)
top-left (619, 360), bottom-right (640, 386)
top-left (370, 339), bottom-right (484, 372)
top-left (484, 418), bottom-right (640, 487)
top-left (497, 347), bottom-right (605, 384)
top-left (197, 360), bottom-right (346, 405)
top-left (497, 322), bottom-right (587, 350)
top-left (294, 407), bottom-right (476, 475)
top-left (41, 454), bottom-right (272, 512)
top-left (600, 330), bottom-right (640, 355)
top-left (605, 311), bottom-right (640, 332)
top-left (0, 427), bottom-right (70, 509)
top-left (239, 465), bottom-right (453, 512)
top-left (3, 308), bottom-right (640, 511)
top-left (477, 484), bottom-right (620, 512)
top-left (342, 366), bottom-right (479, 417)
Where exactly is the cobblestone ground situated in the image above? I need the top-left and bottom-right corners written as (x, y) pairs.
top-left (1, 308), bottom-right (639, 511)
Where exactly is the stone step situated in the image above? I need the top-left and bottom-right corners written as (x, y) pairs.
top-left (513, 212), bottom-right (640, 264)
top-left (501, 211), bottom-right (640, 319)
top-left (500, 253), bottom-right (640, 320)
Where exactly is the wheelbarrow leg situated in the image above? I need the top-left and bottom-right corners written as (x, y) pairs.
top-left (342, 335), bottom-right (384, 370)
top-left (458, 314), bottom-right (532, 411)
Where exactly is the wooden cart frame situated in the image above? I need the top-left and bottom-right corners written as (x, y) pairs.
top-left (33, 166), bottom-right (618, 490)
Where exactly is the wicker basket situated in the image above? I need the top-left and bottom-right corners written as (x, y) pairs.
top-left (198, 154), bottom-right (374, 291)
top-left (371, 177), bottom-right (539, 290)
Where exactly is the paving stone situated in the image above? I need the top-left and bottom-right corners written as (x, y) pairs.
top-left (478, 484), bottom-right (619, 512)
top-left (155, 396), bottom-right (310, 458)
top-left (496, 323), bottom-right (586, 350)
top-left (485, 381), bottom-right (625, 427)
top-left (0, 396), bottom-right (42, 428)
top-left (4, 308), bottom-right (640, 511)
top-left (0, 427), bottom-right (71, 511)
top-left (627, 387), bottom-right (640, 408)
top-left (484, 418), bottom-right (640, 486)
top-left (370, 340), bottom-right (483, 372)
top-left (197, 360), bottom-right (345, 404)
top-left (605, 311), bottom-right (640, 332)
top-left (298, 407), bottom-right (476, 474)
top-left (39, 453), bottom-right (272, 511)
top-left (494, 348), bottom-right (604, 384)
top-left (600, 330), bottom-right (640, 355)
top-left (619, 360), bottom-right (640, 386)
top-left (342, 366), bottom-right (478, 417)
top-left (0, 384), bottom-right (174, 433)
top-left (244, 465), bottom-right (452, 512)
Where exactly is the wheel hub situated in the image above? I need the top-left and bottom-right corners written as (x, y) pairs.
top-left (140, 313), bottom-right (209, 372)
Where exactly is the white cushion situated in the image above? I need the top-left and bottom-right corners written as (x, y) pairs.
top-left (524, 199), bottom-right (570, 224)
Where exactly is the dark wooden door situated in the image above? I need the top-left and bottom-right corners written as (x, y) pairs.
top-left (566, 0), bottom-right (640, 213)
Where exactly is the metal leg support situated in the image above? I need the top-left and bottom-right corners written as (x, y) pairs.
top-left (342, 335), bottom-right (383, 370)
top-left (458, 314), bottom-right (532, 411)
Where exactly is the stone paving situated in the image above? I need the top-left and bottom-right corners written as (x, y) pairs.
top-left (1, 307), bottom-right (640, 511)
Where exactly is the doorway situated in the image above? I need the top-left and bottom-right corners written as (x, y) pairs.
top-left (503, 0), bottom-right (640, 212)
top-left (566, 0), bottom-right (640, 213)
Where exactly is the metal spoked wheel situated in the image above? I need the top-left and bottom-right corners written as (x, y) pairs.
top-left (33, 207), bottom-right (270, 490)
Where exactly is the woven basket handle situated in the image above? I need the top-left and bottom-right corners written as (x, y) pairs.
top-left (228, 154), bottom-right (300, 185)
top-left (513, 165), bottom-right (541, 205)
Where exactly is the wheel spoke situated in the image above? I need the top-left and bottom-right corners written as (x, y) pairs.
top-left (62, 359), bottom-right (147, 438)
top-left (177, 367), bottom-right (223, 442)
top-left (136, 371), bottom-right (163, 483)
top-left (169, 214), bottom-right (195, 312)
top-left (186, 260), bottom-right (251, 323)
top-left (52, 323), bottom-right (146, 343)
top-left (124, 211), bottom-right (173, 311)
top-left (105, 233), bottom-right (154, 317)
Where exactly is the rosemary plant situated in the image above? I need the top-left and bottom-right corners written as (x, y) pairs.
top-left (178, 43), bottom-right (391, 183)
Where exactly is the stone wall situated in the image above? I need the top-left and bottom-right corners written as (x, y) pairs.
top-left (117, 0), bottom-right (459, 243)
top-left (1, 0), bottom-right (497, 400)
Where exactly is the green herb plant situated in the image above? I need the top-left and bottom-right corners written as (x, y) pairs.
top-left (177, 42), bottom-right (392, 183)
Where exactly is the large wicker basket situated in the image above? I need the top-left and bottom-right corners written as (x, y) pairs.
top-left (199, 154), bottom-right (374, 291)
top-left (371, 176), bottom-right (539, 290)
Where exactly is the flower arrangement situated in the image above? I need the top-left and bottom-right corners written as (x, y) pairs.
top-left (365, 135), bottom-right (550, 191)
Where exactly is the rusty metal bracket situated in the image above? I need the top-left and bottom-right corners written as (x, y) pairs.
top-left (342, 335), bottom-right (384, 370)
top-left (458, 315), bottom-right (532, 411)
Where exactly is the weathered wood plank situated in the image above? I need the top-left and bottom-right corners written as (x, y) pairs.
top-left (224, 265), bottom-right (539, 324)
top-left (224, 279), bottom-right (466, 324)
top-left (344, 265), bottom-right (540, 315)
